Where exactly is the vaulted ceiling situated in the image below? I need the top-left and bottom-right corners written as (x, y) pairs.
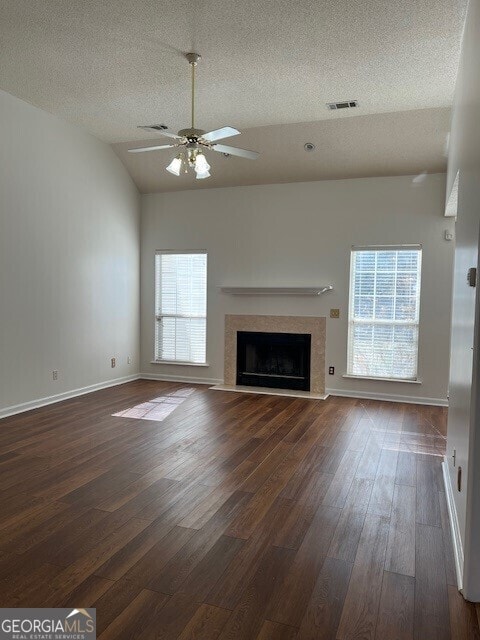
top-left (0, 0), bottom-right (467, 192)
top-left (113, 107), bottom-right (450, 193)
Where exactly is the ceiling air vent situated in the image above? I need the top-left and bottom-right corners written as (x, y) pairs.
top-left (326, 100), bottom-right (359, 110)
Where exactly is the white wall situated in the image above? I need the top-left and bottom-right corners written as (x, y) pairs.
top-left (445, 0), bottom-right (480, 601)
top-left (0, 89), bottom-right (140, 416)
top-left (141, 174), bottom-right (454, 404)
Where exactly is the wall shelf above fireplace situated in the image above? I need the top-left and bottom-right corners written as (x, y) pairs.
top-left (220, 285), bottom-right (333, 296)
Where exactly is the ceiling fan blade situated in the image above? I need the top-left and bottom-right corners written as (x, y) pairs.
top-left (201, 126), bottom-right (241, 142)
top-left (128, 144), bottom-right (176, 153)
top-left (211, 144), bottom-right (259, 160)
top-left (137, 125), bottom-right (183, 140)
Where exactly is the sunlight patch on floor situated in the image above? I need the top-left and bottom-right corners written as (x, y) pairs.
top-left (358, 401), bottom-right (447, 457)
top-left (112, 387), bottom-right (195, 422)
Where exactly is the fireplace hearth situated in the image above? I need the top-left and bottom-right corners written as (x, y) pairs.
top-left (236, 331), bottom-right (311, 391)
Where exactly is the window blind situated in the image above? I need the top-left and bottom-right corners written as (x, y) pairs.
top-left (347, 247), bottom-right (422, 380)
top-left (154, 252), bottom-right (207, 364)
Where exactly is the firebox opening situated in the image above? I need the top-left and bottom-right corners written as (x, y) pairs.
top-left (236, 331), bottom-right (311, 391)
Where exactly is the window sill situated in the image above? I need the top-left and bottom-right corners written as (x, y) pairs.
top-left (342, 374), bottom-right (422, 384)
top-left (151, 360), bottom-right (210, 367)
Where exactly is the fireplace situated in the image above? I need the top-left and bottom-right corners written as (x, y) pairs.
top-left (224, 315), bottom-right (326, 397)
top-left (236, 331), bottom-right (311, 391)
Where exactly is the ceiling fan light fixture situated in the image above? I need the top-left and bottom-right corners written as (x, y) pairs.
top-left (194, 152), bottom-right (210, 173)
top-left (195, 170), bottom-right (211, 180)
top-left (166, 156), bottom-right (182, 176)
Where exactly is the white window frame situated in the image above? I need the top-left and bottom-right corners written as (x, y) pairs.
top-left (346, 244), bottom-right (422, 382)
top-left (153, 250), bottom-right (208, 366)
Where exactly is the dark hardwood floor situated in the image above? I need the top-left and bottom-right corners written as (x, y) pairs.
top-left (0, 380), bottom-right (478, 639)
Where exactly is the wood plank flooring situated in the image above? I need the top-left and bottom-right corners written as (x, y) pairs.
top-left (0, 380), bottom-right (478, 639)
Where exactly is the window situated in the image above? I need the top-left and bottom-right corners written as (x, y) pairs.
top-left (154, 252), bottom-right (207, 364)
top-left (347, 246), bottom-right (422, 380)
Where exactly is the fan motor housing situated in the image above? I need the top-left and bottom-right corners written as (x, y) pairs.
top-left (178, 128), bottom-right (206, 140)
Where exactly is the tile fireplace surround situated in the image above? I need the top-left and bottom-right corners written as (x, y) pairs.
top-left (222, 314), bottom-right (326, 396)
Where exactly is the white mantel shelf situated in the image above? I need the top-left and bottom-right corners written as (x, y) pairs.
top-left (220, 286), bottom-right (333, 296)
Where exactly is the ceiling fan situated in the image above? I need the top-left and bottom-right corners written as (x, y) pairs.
top-left (128, 53), bottom-right (259, 179)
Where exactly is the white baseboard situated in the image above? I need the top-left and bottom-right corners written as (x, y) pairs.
top-left (442, 459), bottom-right (464, 590)
top-left (0, 374), bottom-right (141, 420)
top-left (139, 372), bottom-right (222, 386)
top-left (0, 375), bottom-right (448, 420)
top-left (326, 387), bottom-right (448, 407)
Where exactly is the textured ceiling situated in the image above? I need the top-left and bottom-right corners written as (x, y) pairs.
top-left (112, 107), bottom-right (450, 193)
top-left (0, 0), bottom-right (466, 143)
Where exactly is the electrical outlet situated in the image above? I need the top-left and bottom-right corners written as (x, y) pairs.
top-left (111, 357), bottom-right (116, 368)
top-left (328, 366), bottom-right (335, 375)
top-left (52, 370), bottom-right (58, 381)
top-left (127, 356), bottom-right (132, 365)
top-left (330, 308), bottom-right (340, 319)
